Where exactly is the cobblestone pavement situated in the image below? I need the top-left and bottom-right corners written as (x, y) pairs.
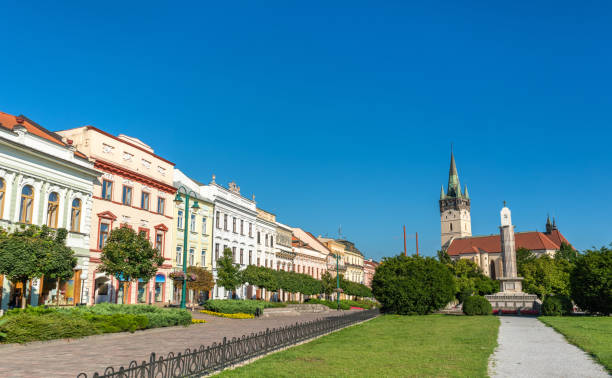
top-left (0, 310), bottom-right (355, 378)
top-left (488, 316), bottom-right (609, 378)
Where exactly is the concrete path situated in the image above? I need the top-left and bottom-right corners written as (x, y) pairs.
top-left (489, 316), bottom-right (609, 378)
top-left (0, 310), bottom-right (355, 378)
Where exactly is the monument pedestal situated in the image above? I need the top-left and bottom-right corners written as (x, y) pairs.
top-left (486, 277), bottom-right (539, 310)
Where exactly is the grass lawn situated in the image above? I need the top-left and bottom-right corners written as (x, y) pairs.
top-left (219, 314), bottom-right (499, 377)
top-left (539, 316), bottom-right (612, 373)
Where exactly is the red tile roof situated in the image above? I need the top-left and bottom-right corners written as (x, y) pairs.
top-left (0, 111), bottom-right (88, 159)
top-left (447, 230), bottom-right (569, 256)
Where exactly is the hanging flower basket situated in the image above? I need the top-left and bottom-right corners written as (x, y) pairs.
top-left (169, 271), bottom-right (197, 281)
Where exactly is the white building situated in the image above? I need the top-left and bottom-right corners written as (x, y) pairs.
top-left (0, 111), bottom-right (98, 310)
top-left (205, 177), bottom-right (257, 299)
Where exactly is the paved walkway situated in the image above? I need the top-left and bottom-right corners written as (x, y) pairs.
top-left (0, 310), bottom-right (355, 378)
top-left (489, 316), bottom-right (609, 378)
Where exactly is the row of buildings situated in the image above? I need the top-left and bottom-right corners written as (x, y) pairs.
top-left (0, 110), bottom-right (378, 310)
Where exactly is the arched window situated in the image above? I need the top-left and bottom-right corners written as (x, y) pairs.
top-left (450, 223), bottom-right (453, 231)
top-left (0, 178), bottom-right (5, 218)
top-left (71, 198), bottom-right (82, 232)
top-left (47, 192), bottom-right (59, 228)
top-left (19, 185), bottom-right (34, 224)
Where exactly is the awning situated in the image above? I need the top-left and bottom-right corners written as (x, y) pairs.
top-left (155, 274), bottom-right (166, 283)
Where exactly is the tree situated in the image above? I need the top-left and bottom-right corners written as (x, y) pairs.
top-left (447, 259), bottom-right (497, 302)
top-left (98, 227), bottom-right (164, 304)
top-left (516, 247), bottom-right (536, 274)
top-left (570, 245), bottom-right (612, 315)
top-left (321, 271), bottom-right (335, 298)
top-left (437, 249), bottom-right (452, 264)
top-left (372, 255), bottom-right (455, 315)
top-left (0, 226), bottom-right (77, 308)
top-left (176, 266), bottom-right (215, 303)
top-left (216, 248), bottom-right (242, 298)
top-left (520, 255), bottom-right (572, 299)
top-left (555, 242), bottom-right (579, 263)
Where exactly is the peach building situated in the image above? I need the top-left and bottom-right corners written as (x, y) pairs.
top-left (291, 228), bottom-right (329, 280)
top-left (57, 127), bottom-right (176, 305)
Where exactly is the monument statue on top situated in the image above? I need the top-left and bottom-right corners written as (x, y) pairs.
top-left (485, 202), bottom-right (539, 311)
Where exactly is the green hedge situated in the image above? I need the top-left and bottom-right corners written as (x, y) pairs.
top-left (0, 304), bottom-right (191, 344)
top-left (463, 296), bottom-right (492, 316)
top-left (202, 299), bottom-right (286, 315)
top-left (541, 295), bottom-right (573, 316)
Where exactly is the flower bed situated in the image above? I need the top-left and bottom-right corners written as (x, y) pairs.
top-left (492, 309), bottom-right (519, 315)
top-left (191, 318), bottom-right (207, 324)
top-left (519, 309), bottom-right (540, 316)
top-left (199, 309), bottom-right (255, 319)
top-left (201, 299), bottom-right (284, 315)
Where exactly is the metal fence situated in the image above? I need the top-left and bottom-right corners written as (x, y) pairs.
top-left (77, 309), bottom-right (379, 378)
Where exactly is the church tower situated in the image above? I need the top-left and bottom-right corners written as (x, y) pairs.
top-left (440, 150), bottom-right (471, 248)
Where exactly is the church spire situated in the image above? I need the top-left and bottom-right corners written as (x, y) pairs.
top-left (464, 185), bottom-right (469, 199)
top-left (447, 149), bottom-right (461, 197)
top-left (440, 186), bottom-right (445, 200)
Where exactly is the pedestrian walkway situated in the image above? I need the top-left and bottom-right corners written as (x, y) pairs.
top-left (0, 310), bottom-right (355, 378)
top-left (489, 316), bottom-right (608, 378)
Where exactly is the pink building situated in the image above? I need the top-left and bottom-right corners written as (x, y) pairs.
top-left (57, 127), bottom-right (176, 305)
top-left (291, 228), bottom-right (329, 280)
top-left (363, 259), bottom-right (379, 288)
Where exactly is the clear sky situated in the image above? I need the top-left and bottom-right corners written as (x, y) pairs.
top-left (1, 1), bottom-right (611, 260)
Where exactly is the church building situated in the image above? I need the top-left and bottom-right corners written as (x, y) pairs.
top-left (439, 151), bottom-right (571, 279)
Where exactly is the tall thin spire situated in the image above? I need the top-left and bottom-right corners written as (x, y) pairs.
top-left (440, 186), bottom-right (445, 200)
top-left (447, 149), bottom-right (461, 197)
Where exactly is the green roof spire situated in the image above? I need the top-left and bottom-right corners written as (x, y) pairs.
top-left (447, 149), bottom-right (461, 197)
top-left (464, 185), bottom-right (469, 199)
top-left (440, 186), bottom-right (445, 200)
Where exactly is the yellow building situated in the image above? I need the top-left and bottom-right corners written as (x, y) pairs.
top-left (171, 169), bottom-right (214, 304)
top-left (317, 237), bottom-right (347, 277)
top-left (337, 239), bottom-right (364, 284)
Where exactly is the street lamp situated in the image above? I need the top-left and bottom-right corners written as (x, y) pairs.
top-left (336, 253), bottom-right (340, 311)
top-left (174, 186), bottom-right (200, 310)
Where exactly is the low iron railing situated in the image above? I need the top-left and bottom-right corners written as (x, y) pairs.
top-left (77, 309), bottom-right (378, 378)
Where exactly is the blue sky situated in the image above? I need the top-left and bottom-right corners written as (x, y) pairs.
top-left (1, 1), bottom-right (611, 260)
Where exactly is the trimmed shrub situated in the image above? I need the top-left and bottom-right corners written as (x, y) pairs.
top-left (541, 295), bottom-right (572, 316)
top-left (463, 296), bottom-right (492, 316)
top-left (372, 255), bottom-right (455, 315)
top-left (202, 300), bottom-right (271, 315)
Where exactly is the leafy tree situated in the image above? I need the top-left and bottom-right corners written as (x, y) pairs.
top-left (372, 255), bottom-right (455, 315)
top-left (321, 271), bottom-right (336, 298)
top-left (516, 247), bottom-right (536, 273)
top-left (520, 255), bottom-right (572, 299)
top-left (176, 266), bottom-right (214, 303)
top-left (437, 249), bottom-right (452, 264)
top-left (555, 242), bottom-right (579, 263)
top-left (0, 226), bottom-right (77, 308)
top-left (570, 244), bottom-right (612, 315)
top-left (98, 227), bottom-right (164, 304)
top-left (216, 248), bottom-right (242, 298)
top-left (448, 259), bottom-right (497, 301)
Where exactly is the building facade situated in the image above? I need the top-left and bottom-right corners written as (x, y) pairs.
top-left (172, 169), bottom-right (214, 304)
top-left (0, 112), bottom-right (98, 310)
top-left (275, 221), bottom-right (295, 272)
top-left (57, 126), bottom-right (175, 305)
top-left (317, 237), bottom-right (347, 277)
top-left (292, 228), bottom-right (329, 279)
top-left (206, 178), bottom-right (257, 299)
top-left (363, 259), bottom-right (378, 288)
top-left (337, 239), bottom-right (365, 283)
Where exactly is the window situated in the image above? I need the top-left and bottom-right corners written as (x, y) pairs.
top-left (0, 178), bottom-right (5, 218)
top-left (98, 222), bottom-right (110, 249)
top-left (177, 210), bottom-right (183, 229)
top-left (249, 223), bottom-right (252, 237)
top-left (201, 217), bottom-right (207, 234)
top-left (201, 250), bottom-right (206, 266)
top-left (232, 247), bottom-right (236, 262)
top-left (215, 243), bottom-right (219, 261)
top-left (47, 192), bottom-right (59, 228)
top-left (216, 211), bottom-right (220, 229)
top-left (257, 257), bottom-right (260, 266)
top-left (190, 214), bottom-right (196, 230)
top-left (155, 231), bottom-right (164, 253)
top-left (265, 234), bottom-right (268, 247)
top-left (157, 197), bottom-right (165, 215)
top-left (240, 249), bottom-right (244, 264)
top-left (224, 214), bottom-right (228, 230)
top-left (141, 192), bottom-right (150, 210)
top-left (176, 246), bottom-right (182, 266)
top-left (265, 259), bottom-right (268, 267)
top-left (122, 186), bottom-right (132, 206)
top-left (19, 185), bottom-right (34, 224)
top-left (189, 248), bottom-right (194, 266)
top-left (138, 228), bottom-right (149, 239)
top-left (270, 236), bottom-right (273, 247)
top-left (101, 180), bottom-right (112, 200)
top-left (277, 261), bottom-right (280, 270)
top-left (232, 217), bottom-right (236, 233)
top-left (240, 220), bottom-right (244, 235)
top-left (70, 198), bottom-right (81, 232)
top-left (257, 232), bottom-right (261, 244)
top-left (450, 223), bottom-right (453, 231)
top-left (249, 250), bottom-right (252, 265)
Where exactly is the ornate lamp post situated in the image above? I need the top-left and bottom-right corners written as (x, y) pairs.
top-left (336, 253), bottom-right (340, 311)
top-left (174, 186), bottom-right (200, 309)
